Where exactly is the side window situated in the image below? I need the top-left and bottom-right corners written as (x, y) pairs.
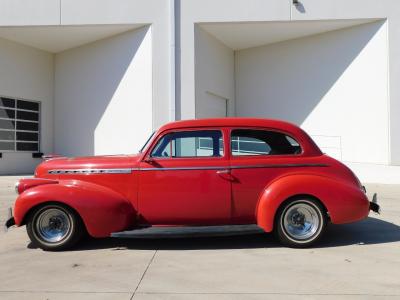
top-left (231, 129), bottom-right (301, 156)
top-left (151, 130), bottom-right (224, 158)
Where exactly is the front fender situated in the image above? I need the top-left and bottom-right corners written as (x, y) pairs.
top-left (256, 174), bottom-right (370, 232)
top-left (14, 180), bottom-right (135, 237)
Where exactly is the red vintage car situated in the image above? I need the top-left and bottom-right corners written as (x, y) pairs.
top-left (5, 118), bottom-right (380, 250)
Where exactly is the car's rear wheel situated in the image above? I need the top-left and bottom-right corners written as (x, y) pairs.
top-left (275, 198), bottom-right (327, 248)
top-left (26, 203), bottom-right (84, 251)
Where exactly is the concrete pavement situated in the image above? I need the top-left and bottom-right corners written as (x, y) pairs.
top-left (0, 176), bottom-right (399, 300)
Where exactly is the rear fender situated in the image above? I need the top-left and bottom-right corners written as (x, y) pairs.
top-left (14, 180), bottom-right (135, 237)
top-left (256, 174), bottom-right (370, 232)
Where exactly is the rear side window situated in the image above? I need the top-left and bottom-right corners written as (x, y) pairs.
top-left (151, 130), bottom-right (224, 158)
top-left (231, 129), bottom-right (301, 156)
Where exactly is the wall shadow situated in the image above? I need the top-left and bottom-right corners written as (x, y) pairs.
top-left (235, 20), bottom-right (385, 126)
top-left (44, 217), bottom-right (400, 251)
top-left (233, 20), bottom-right (390, 163)
top-left (54, 26), bottom-right (149, 156)
top-left (294, 2), bottom-right (306, 13)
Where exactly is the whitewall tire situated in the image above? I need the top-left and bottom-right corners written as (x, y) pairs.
top-left (26, 203), bottom-right (84, 251)
top-left (275, 198), bottom-right (327, 248)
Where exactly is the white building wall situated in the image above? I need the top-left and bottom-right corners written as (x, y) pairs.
top-left (289, 0), bottom-right (400, 165)
top-left (0, 37), bottom-right (53, 174)
top-left (235, 21), bottom-right (389, 165)
top-left (0, 0), bottom-right (60, 26)
top-left (179, 0), bottom-right (400, 168)
top-left (61, 0), bottom-right (173, 129)
top-left (194, 27), bottom-right (235, 118)
top-left (180, 0), bottom-right (291, 120)
top-left (54, 27), bottom-right (153, 156)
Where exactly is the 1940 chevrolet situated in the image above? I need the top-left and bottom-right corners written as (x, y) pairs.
top-left (5, 118), bottom-right (380, 250)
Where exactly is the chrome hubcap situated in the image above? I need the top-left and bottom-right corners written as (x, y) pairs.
top-left (36, 208), bottom-right (71, 243)
top-left (283, 203), bottom-right (320, 240)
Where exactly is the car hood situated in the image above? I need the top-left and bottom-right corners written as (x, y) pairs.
top-left (35, 154), bottom-right (141, 178)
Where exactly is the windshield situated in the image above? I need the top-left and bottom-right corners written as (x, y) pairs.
top-left (139, 131), bottom-right (156, 153)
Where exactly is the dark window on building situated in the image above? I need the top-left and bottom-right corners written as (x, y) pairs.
top-left (16, 132), bottom-right (38, 141)
top-left (17, 110), bottom-right (39, 121)
top-left (17, 100), bottom-right (40, 111)
top-left (17, 142), bottom-right (39, 152)
top-left (0, 98), bottom-right (15, 108)
top-left (17, 121), bottom-right (39, 131)
top-left (0, 97), bottom-right (40, 152)
top-left (231, 129), bottom-right (301, 156)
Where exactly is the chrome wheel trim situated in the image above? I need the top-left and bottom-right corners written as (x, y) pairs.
top-left (282, 202), bottom-right (321, 241)
top-left (35, 208), bottom-right (72, 243)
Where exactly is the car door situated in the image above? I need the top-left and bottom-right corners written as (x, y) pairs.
top-left (138, 128), bottom-right (232, 225)
top-left (229, 128), bottom-right (303, 224)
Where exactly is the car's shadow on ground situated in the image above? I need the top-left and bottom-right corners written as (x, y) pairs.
top-left (316, 216), bottom-right (400, 248)
top-left (27, 217), bottom-right (400, 251)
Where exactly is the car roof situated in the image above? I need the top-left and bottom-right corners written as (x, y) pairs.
top-left (157, 118), bottom-right (322, 156)
top-left (160, 118), bottom-right (298, 132)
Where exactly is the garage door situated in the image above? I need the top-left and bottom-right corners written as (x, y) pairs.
top-left (197, 91), bottom-right (228, 119)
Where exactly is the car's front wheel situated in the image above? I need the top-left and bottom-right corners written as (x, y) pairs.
top-left (275, 198), bottom-right (327, 248)
top-left (26, 203), bottom-right (84, 251)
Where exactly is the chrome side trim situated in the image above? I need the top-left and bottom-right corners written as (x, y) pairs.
top-left (230, 163), bottom-right (328, 169)
top-left (140, 163), bottom-right (328, 171)
top-left (48, 168), bottom-right (133, 175)
top-left (48, 164), bottom-right (327, 174)
top-left (140, 166), bottom-right (227, 171)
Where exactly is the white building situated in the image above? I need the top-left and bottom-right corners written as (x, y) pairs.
top-left (0, 0), bottom-right (399, 183)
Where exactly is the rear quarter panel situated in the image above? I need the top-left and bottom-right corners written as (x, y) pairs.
top-left (256, 173), bottom-right (370, 232)
top-left (230, 155), bottom-right (329, 223)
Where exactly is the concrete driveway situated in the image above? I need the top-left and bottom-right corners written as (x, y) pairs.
top-left (0, 176), bottom-right (399, 300)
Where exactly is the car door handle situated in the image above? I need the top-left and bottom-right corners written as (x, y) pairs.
top-left (216, 169), bottom-right (235, 181)
top-left (216, 169), bottom-right (230, 175)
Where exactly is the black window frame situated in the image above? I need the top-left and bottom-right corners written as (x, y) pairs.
top-left (0, 96), bottom-right (41, 153)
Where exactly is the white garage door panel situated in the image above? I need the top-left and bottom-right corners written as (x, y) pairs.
top-left (197, 92), bottom-right (227, 119)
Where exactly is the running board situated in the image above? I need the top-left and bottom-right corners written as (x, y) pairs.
top-left (111, 224), bottom-right (264, 239)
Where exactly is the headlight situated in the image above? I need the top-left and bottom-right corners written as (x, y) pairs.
top-left (15, 181), bottom-right (20, 194)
